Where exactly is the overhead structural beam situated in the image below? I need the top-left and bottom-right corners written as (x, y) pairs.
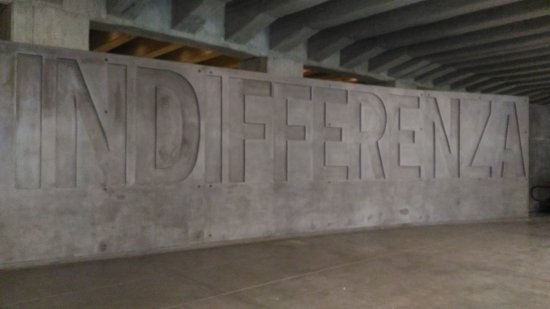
top-left (269, 0), bottom-right (424, 52)
top-left (440, 40), bottom-right (550, 65)
top-left (468, 80), bottom-right (506, 92)
top-left (200, 55), bottom-right (241, 68)
top-left (481, 78), bottom-right (550, 93)
top-left (90, 31), bottom-right (136, 52)
top-left (308, 0), bottom-right (519, 61)
top-left (487, 70), bottom-right (550, 84)
top-left (102, 0), bottom-right (550, 97)
top-left (530, 94), bottom-right (550, 104)
top-left (160, 47), bottom-right (219, 63)
top-left (106, 0), bottom-right (151, 19)
top-left (473, 81), bottom-right (510, 93)
top-left (462, 55), bottom-right (550, 74)
top-left (412, 16), bottom-right (550, 57)
top-left (416, 67), bottom-right (456, 83)
top-left (340, 44), bottom-right (387, 68)
top-left (467, 76), bottom-right (548, 93)
top-left (111, 38), bottom-right (182, 58)
top-left (368, 16), bottom-right (550, 74)
top-left (400, 63), bottom-right (441, 79)
top-left (467, 67), bottom-right (550, 91)
top-left (363, 19), bottom-right (550, 76)
top-left (433, 72), bottom-right (475, 87)
top-left (435, 70), bottom-right (485, 87)
top-left (503, 82), bottom-right (550, 95)
top-left (483, 62), bottom-right (550, 78)
top-left (483, 84), bottom-right (519, 94)
top-left (143, 44), bottom-right (182, 58)
top-left (398, 32), bottom-right (550, 76)
top-left (505, 85), bottom-right (550, 95)
top-left (454, 47), bottom-right (550, 68)
top-left (340, 0), bottom-right (550, 67)
top-left (453, 75), bottom-right (509, 90)
top-left (478, 82), bottom-right (550, 95)
top-left (368, 49), bottom-right (412, 73)
top-left (532, 91), bottom-right (550, 97)
top-left (532, 97), bottom-right (549, 103)
top-left (389, 60), bottom-right (431, 78)
top-left (225, 0), bottom-right (328, 44)
top-left (431, 59), bottom-right (550, 88)
top-left (450, 76), bottom-right (492, 90)
top-left (427, 30), bottom-right (550, 63)
top-left (417, 67), bottom-right (462, 84)
top-left (446, 65), bottom-right (550, 89)
top-left (172, 0), bottom-right (229, 34)
top-left (514, 89), bottom-right (547, 96)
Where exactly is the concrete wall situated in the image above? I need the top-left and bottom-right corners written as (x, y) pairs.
top-left (0, 4), bottom-right (10, 41)
top-left (0, 41), bottom-right (529, 269)
top-left (3, 0), bottom-right (89, 49)
top-left (530, 104), bottom-right (550, 210)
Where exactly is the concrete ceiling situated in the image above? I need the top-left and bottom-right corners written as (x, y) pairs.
top-left (100, 0), bottom-right (550, 103)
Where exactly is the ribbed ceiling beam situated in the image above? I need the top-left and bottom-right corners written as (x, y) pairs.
top-left (393, 31), bottom-right (550, 77)
top-left (441, 62), bottom-right (550, 88)
top-left (530, 93), bottom-right (550, 104)
top-left (462, 55), bottom-right (550, 74)
top-left (90, 31), bottom-right (136, 52)
top-left (106, 0), bottom-right (151, 19)
top-left (466, 68), bottom-right (550, 91)
top-left (270, 0), bottom-right (424, 52)
top-left (171, 0), bottom-right (229, 34)
top-left (308, 0), bottom-right (519, 61)
top-left (481, 78), bottom-right (550, 93)
top-left (428, 31), bottom-right (550, 63)
top-left (453, 68), bottom-right (550, 90)
top-left (399, 63), bottom-right (441, 80)
top-left (341, 0), bottom-right (550, 68)
top-left (98, 0), bottom-right (550, 99)
top-left (369, 15), bottom-right (550, 73)
top-left (416, 67), bottom-right (456, 83)
top-left (515, 89), bottom-right (548, 97)
top-left (225, 0), bottom-right (328, 44)
top-left (388, 60), bottom-right (431, 79)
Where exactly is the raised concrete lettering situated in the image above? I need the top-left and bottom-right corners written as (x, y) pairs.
top-left (0, 42), bottom-right (529, 268)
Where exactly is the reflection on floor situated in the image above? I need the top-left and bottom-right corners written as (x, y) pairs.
top-left (2, 218), bottom-right (550, 308)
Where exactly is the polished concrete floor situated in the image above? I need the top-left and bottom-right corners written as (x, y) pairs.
top-left (2, 218), bottom-right (550, 308)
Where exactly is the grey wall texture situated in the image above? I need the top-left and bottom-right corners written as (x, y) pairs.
top-left (0, 41), bottom-right (529, 269)
top-left (530, 104), bottom-right (550, 210)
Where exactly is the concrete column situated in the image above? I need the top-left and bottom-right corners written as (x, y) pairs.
top-left (0, 4), bottom-right (10, 40)
top-left (530, 104), bottom-right (550, 211)
top-left (5, 0), bottom-right (89, 50)
top-left (240, 56), bottom-right (303, 78)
